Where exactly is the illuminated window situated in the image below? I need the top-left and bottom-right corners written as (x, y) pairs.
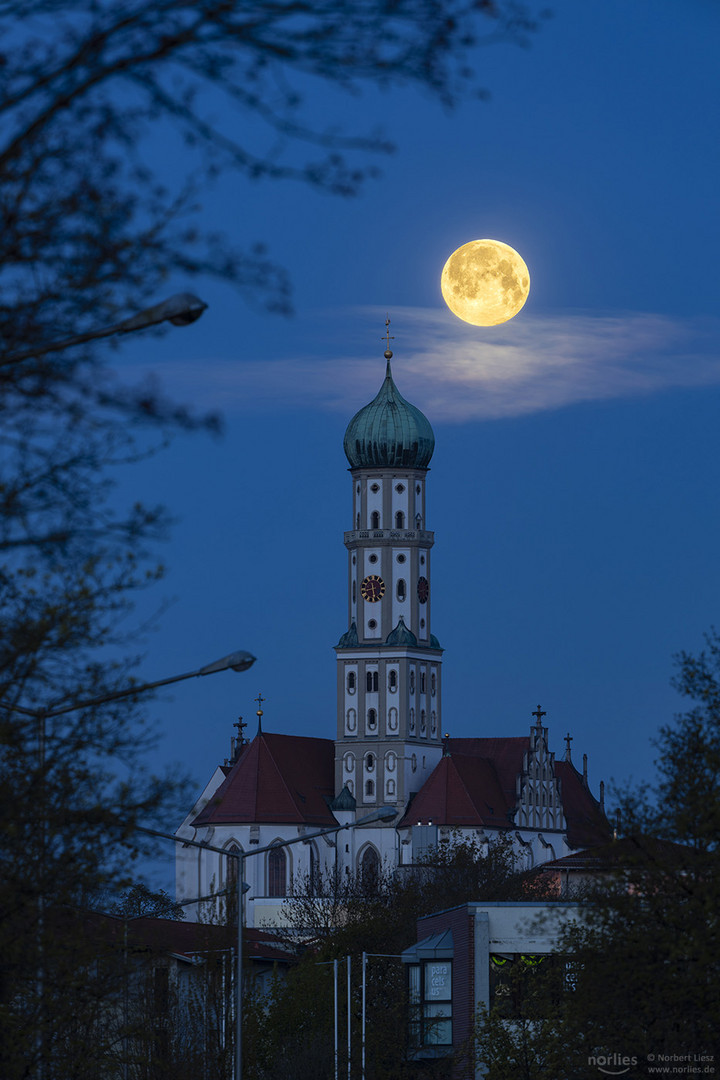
top-left (408, 961), bottom-right (453, 1047)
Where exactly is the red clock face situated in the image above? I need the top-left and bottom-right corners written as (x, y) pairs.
top-left (361, 575), bottom-right (385, 602)
top-left (417, 576), bottom-right (429, 603)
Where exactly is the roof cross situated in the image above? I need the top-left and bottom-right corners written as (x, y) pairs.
top-left (254, 692), bottom-right (265, 735)
top-left (234, 715), bottom-right (247, 745)
top-left (532, 705), bottom-right (547, 728)
top-left (564, 732), bottom-right (573, 761)
top-left (383, 315), bottom-right (394, 360)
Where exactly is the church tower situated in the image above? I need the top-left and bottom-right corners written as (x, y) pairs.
top-left (334, 325), bottom-right (443, 816)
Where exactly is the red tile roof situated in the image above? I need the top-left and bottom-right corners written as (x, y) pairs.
top-left (192, 732), bottom-right (336, 827)
top-left (554, 761), bottom-right (611, 848)
top-left (400, 753), bottom-right (512, 829)
top-left (399, 738), bottom-right (610, 848)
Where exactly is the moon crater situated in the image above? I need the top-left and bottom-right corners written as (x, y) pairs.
top-left (441, 239), bottom-right (530, 326)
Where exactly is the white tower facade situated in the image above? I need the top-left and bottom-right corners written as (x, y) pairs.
top-left (334, 343), bottom-right (443, 817)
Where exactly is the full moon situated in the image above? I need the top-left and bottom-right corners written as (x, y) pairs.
top-left (440, 239), bottom-right (530, 326)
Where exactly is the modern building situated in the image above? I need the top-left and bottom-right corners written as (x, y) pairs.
top-left (175, 336), bottom-right (609, 926)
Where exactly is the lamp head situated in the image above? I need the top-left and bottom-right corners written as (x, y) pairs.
top-left (198, 650), bottom-right (256, 676)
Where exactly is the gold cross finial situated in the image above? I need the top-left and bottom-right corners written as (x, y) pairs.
top-left (383, 315), bottom-right (394, 360)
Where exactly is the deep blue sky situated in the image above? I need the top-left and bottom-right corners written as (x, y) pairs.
top-left (110, 0), bottom-right (720, 871)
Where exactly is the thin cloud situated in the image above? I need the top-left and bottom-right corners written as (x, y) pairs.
top-left (124, 306), bottom-right (720, 421)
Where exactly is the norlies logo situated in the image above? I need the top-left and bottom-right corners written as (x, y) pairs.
top-left (589, 1052), bottom-right (638, 1076)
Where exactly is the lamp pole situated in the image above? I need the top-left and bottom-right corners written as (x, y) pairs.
top-left (141, 804), bottom-right (398, 1080)
top-left (0, 647), bottom-right (255, 1080)
top-left (0, 292), bottom-right (208, 366)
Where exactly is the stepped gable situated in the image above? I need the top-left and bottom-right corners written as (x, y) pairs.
top-left (398, 752), bottom-right (511, 829)
top-left (399, 737), bottom-right (610, 846)
top-left (192, 732), bottom-right (335, 828)
top-left (553, 760), bottom-right (612, 848)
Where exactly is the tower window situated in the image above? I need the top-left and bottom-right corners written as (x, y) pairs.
top-left (356, 513), bottom-right (360, 529)
top-left (370, 483), bottom-right (380, 493)
top-left (367, 708), bottom-right (377, 730)
top-left (415, 513), bottom-right (422, 529)
top-left (368, 619), bottom-right (377, 630)
top-left (268, 847), bottom-right (286, 898)
top-left (420, 671), bottom-right (426, 694)
top-left (366, 671), bottom-right (379, 693)
top-left (388, 669), bottom-right (397, 691)
top-left (347, 671), bottom-right (356, 692)
top-left (396, 553), bottom-right (406, 563)
top-left (395, 484), bottom-right (405, 493)
top-left (397, 579), bottom-right (406, 601)
top-left (365, 779), bottom-right (375, 797)
top-left (395, 511), bottom-right (405, 529)
top-left (431, 672), bottom-right (436, 695)
top-left (371, 511), bottom-right (380, 529)
top-left (366, 753), bottom-right (375, 770)
top-left (409, 708), bottom-right (416, 733)
top-left (352, 581), bottom-right (356, 603)
top-left (421, 710), bottom-right (427, 734)
top-left (409, 671), bottom-right (415, 694)
top-left (369, 553), bottom-right (378, 564)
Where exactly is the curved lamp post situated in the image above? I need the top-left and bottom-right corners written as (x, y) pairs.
top-left (141, 804), bottom-right (398, 1080)
top-left (0, 647), bottom-right (254, 1080)
top-left (0, 292), bottom-right (208, 366)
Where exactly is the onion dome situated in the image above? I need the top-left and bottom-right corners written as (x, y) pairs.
top-left (343, 356), bottom-right (435, 470)
top-left (385, 616), bottom-right (417, 647)
top-left (429, 633), bottom-right (443, 651)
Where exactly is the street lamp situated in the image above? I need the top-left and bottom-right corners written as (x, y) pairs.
top-left (0, 292), bottom-right (208, 366)
top-left (0, 647), bottom-right (254, 1080)
top-left (141, 804), bottom-right (398, 1080)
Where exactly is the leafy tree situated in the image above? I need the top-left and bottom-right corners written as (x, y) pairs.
top-left (113, 882), bottom-right (186, 921)
top-left (244, 833), bottom-right (553, 1079)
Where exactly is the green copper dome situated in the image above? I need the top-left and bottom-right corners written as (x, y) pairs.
top-left (343, 359), bottom-right (435, 470)
top-left (385, 616), bottom-right (417, 647)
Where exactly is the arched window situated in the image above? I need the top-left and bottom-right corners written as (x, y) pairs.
top-left (388, 669), bottom-right (397, 691)
top-left (415, 512), bottom-right (422, 529)
top-left (268, 847), bottom-right (286, 898)
top-left (409, 671), bottom-right (415, 694)
top-left (409, 708), bottom-right (416, 732)
top-left (360, 846), bottom-right (380, 889)
top-left (225, 843), bottom-right (240, 885)
top-left (352, 581), bottom-right (356, 604)
top-left (356, 513), bottom-right (360, 529)
top-left (371, 511), bottom-right (380, 529)
top-left (366, 753), bottom-right (375, 770)
top-left (420, 671), bottom-right (426, 694)
top-left (420, 710), bottom-right (426, 734)
top-left (395, 511), bottom-right (405, 529)
top-left (367, 708), bottom-right (377, 730)
top-left (365, 779), bottom-right (375, 797)
top-left (347, 671), bottom-right (356, 692)
top-left (431, 671), bottom-right (436, 695)
top-left (396, 579), bottom-right (406, 601)
top-left (366, 670), bottom-right (378, 693)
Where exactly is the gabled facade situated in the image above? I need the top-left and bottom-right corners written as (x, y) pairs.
top-left (175, 335), bottom-right (610, 927)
